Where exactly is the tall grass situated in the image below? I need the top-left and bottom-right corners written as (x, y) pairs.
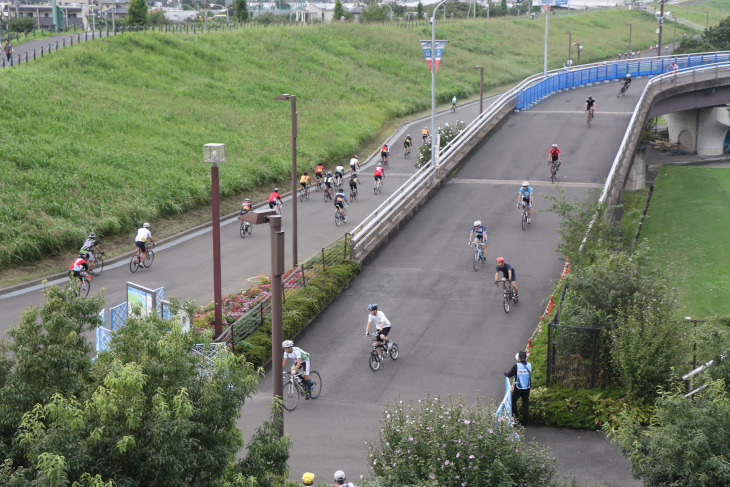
top-left (0, 10), bottom-right (681, 268)
top-left (674, 0), bottom-right (729, 29)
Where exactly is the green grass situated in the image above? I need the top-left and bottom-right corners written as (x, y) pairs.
top-left (0, 10), bottom-right (686, 268)
top-left (621, 188), bottom-right (649, 249)
top-left (639, 167), bottom-right (730, 318)
top-left (673, 0), bottom-right (730, 30)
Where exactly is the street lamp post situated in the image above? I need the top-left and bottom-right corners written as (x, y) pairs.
top-left (566, 31), bottom-right (572, 65)
top-left (543, 2), bottom-right (550, 78)
top-left (673, 14), bottom-right (677, 46)
top-left (430, 0), bottom-right (447, 180)
top-left (573, 42), bottom-right (583, 65)
top-left (203, 143), bottom-right (226, 339)
top-left (658, 0), bottom-right (665, 57)
top-left (274, 94), bottom-right (298, 267)
top-left (471, 66), bottom-right (484, 114)
top-left (627, 23), bottom-right (632, 54)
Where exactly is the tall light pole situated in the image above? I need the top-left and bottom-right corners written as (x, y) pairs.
top-left (566, 31), bottom-right (572, 65)
top-left (657, 0), bottom-right (665, 57)
top-left (573, 42), bottom-right (583, 65)
top-left (430, 0), bottom-right (447, 179)
top-left (543, 1), bottom-right (550, 78)
top-left (673, 14), bottom-right (677, 46)
top-left (274, 94), bottom-right (298, 267)
top-left (471, 65), bottom-right (484, 114)
top-left (627, 23), bottom-right (632, 54)
top-left (203, 143), bottom-right (226, 339)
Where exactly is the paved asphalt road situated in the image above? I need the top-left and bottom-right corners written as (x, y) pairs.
top-left (237, 78), bottom-right (647, 486)
top-left (1, 71), bottom-right (646, 486)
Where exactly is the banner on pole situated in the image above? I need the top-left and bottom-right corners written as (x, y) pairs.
top-left (420, 40), bottom-right (447, 74)
top-left (540, 0), bottom-right (567, 4)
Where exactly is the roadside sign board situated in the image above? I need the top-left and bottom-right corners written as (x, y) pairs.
top-left (420, 40), bottom-right (447, 74)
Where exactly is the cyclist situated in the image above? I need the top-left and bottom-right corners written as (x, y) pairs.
top-left (323, 171), bottom-right (335, 200)
top-left (451, 95), bottom-right (457, 111)
top-left (334, 187), bottom-right (348, 222)
top-left (349, 155), bottom-right (360, 174)
top-left (68, 253), bottom-right (90, 291)
top-left (548, 143), bottom-right (562, 177)
top-left (80, 233), bottom-right (103, 271)
top-left (335, 164), bottom-right (345, 187)
top-left (135, 222), bottom-right (156, 265)
top-left (403, 134), bottom-right (412, 156)
top-left (349, 171), bottom-right (359, 198)
top-left (268, 188), bottom-right (283, 212)
top-left (517, 181), bottom-right (534, 223)
top-left (299, 171), bottom-right (311, 198)
top-left (494, 257), bottom-right (519, 301)
top-left (380, 144), bottom-right (389, 165)
top-left (621, 73), bottom-right (632, 93)
top-left (468, 220), bottom-right (488, 259)
top-left (333, 470), bottom-right (356, 487)
top-left (422, 127), bottom-right (429, 144)
top-left (666, 61), bottom-right (678, 73)
top-left (241, 198), bottom-right (252, 214)
top-left (365, 304), bottom-right (392, 360)
top-left (585, 96), bottom-right (596, 123)
top-left (315, 163), bottom-right (325, 185)
top-left (282, 340), bottom-right (313, 400)
top-left (374, 163), bottom-right (385, 190)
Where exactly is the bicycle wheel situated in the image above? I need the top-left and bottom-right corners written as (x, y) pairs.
top-left (144, 249), bottom-right (154, 268)
top-left (130, 255), bottom-right (140, 273)
top-left (335, 211), bottom-right (342, 226)
top-left (503, 293), bottom-right (511, 313)
top-left (276, 205), bottom-right (281, 215)
top-left (324, 190), bottom-right (329, 203)
top-left (240, 222), bottom-right (247, 238)
top-left (79, 278), bottom-right (90, 297)
top-left (299, 189), bottom-right (305, 202)
top-left (473, 250), bottom-right (480, 272)
top-left (91, 255), bottom-right (104, 276)
top-left (369, 350), bottom-right (381, 371)
top-left (521, 211), bottom-right (527, 231)
top-left (246, 223), bottom-right (252, 235)
top-left (281, 379), bottom-right (299, 411)
top-left (308, 371), bottom-right (322, 399)
top-left (550, 164), bottom-right (556, 184)
top-left (388, 343), bottom-right (399, 360)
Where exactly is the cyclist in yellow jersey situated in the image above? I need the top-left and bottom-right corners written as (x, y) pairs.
top-left (299, 171), bottom-right (311, 198)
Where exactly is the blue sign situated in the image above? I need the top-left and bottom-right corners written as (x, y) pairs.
top-left (420, 40), bottom-right (447, 73)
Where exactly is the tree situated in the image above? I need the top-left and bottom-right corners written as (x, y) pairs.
top-left (333, 0), bottom-right (346, 20)
top-left (416, 1), bottom-right (424, 19)
top-left (148, 11), bottom-right (170, 25)
top-left (234, 0), bottom-right (249, 22)
top-left (127, 0), bottom-right (149, 25)
top-left (361, 3), bottom-right (389, 22)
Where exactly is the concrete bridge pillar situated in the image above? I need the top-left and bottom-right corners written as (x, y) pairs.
top-left (626, 145), bottom-right (646, 191)
top-left (664, 107), bottom-right (730, 155)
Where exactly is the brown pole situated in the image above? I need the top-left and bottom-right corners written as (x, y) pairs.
top-left (290, 95), bottom-right (298, 266)
top-left (211, 162), bottom-right (222, 338)
top-left (479, 67), bottom-right (484, 115)
top-left (567, 31), bottom-right (571, 65)
top-left (628, 23), bottom-right (632, 54)
top-left (270, 215), bottom-right (284, 437)
top-left (657, 0), bottom-right (664, 57)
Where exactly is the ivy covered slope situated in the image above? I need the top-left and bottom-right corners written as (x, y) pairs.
top-left (0, 10), bottom-right (671, 268)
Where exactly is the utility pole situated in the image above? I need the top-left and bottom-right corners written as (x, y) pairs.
top-left (627, 23), bottom-right (632, 54)
top-left (657, 0), bottom-right (665, 57)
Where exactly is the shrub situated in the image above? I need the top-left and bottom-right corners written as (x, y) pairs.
top-left (416, 120), bottom-right (467, 169)
top-left (7, 18), bottom-right (35, 33)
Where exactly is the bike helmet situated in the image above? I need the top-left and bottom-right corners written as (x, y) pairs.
top-left (496, 257), bottom-right (504, 263)
top-left (522, 181), bottom-right (529, 187)
top-left (626, 73), bottom-right (631, 77)
top-left (407, 134), bottom-right (411, 137)
top-left (244, 198), bottom-right (251, 203)
top-left (353, 155), bottom-right (358, 158)
top-left (282, 340), bottom-right (294, 348)
top-left (376, 162), bottom-right (383, 167)
top-left (588, 96), bottom-right (594, 100)
top-left (551, 143), bottom-right (558, 148)
top-left (334, 471), bottom-right (346, 482)
top-left (88, 233), bottom-right (96, 239)
top-left (474, 220), bottom-right (481, 227)
top-left (368, 303), bottom-right (378, 311)
top-left (143, 222), bottom-right (150, 228)
top-left (302, 472), bottom-right (315, 486)
top-left (79, 253), bottom-right (86, 258)
top-left (273, 188), bottom-right (279, 192)
top-left (327, 171), bottom-right (332, 176)
top-left (303, 171), bottom-right (308, 175)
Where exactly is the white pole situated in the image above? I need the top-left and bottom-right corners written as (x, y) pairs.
top-left (431, 0), bottom-right (446, 179)
top-left (544, 2), bottom-right (549, 78)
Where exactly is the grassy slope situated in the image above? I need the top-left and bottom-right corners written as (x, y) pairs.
top-left (673, 0), bottom-right (730, 29)
top-left (639, 167), bottom-right (730, 318)
top-left (0, 10), bottom-right (683, 269)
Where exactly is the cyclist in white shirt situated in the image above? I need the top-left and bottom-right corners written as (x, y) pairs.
top-left (134, 222), bottom-right (156, 266)
top-left (335, 164), bottom-right (345, 186)
top-left (282, 340), bottom-right (313, 399)
top-left (365, 303), bottom-right (392, 360)
top-left (349, 155), bottom-right (360, 174)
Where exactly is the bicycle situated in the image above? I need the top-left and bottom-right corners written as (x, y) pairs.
top-left (335, 205), bottom-right (347, 226)
top-left (324, 186), bottom-right (333, 202)
top-left (314, 177), bottom-right (323, 192)
top-left (299, 185), bottom-right (309, 202)
top-left (88, 250), bottom-right (105, 277)
top-left (374, 179), bottom-right (383, 194)
top-left (404, 145), bottom-right (411, 159)
top-left (334, 174), bottom-right (343, 190)
top-left (381, 153), bottom-right (389, 168)
top-left (586, 109), bottom-right (594, 128)
top-left (350, 184), bottom-right (358, 202)
top-left (70, 270), bottom-right (91, 297)
top-left (519, 203), bottom-right (529, 231)
top-left (282, 370), bottom-right (322, 411)
top-left (451, 103), bottom-right (457, 113)
top-left (548, 159), bottom-right (559, 183)
top-left (471, 242), bottom-right (486, 272)
top-left (496, 279), bottom-right (518, 313)
top-left (367, 332), bottom-right (399, 371)
top-left (130, 243), bottom-right (155, 273)
top-left (240, 220), bottom-right (253, 238)
top-left (617, 83), bottom-right (630, 97)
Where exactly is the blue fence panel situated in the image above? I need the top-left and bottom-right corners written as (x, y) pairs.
top-left (154, 286), bottom-right (165, 315)
top-left (95, 309), bottom-right (111, 352)
top-left (110, 302), bottom-right (128, 331)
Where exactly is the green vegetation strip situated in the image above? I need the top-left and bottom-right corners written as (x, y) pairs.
top-left (639, 166), bottom-right (730, 319)
top-left (0, 10), bottom-right (685, 269)
top-left (674, 0), bottom-right (730, 29)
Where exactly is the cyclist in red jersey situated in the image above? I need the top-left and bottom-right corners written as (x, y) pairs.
top-left (315, 164), bottom-right (325, 184)
top-left (374, 163), bottom-right (385, 189)
top-left (68, 254), bottom-right (90, 291)
top-left (548, 143), bottom-right (561, 176)
top-left (268, 188), bottom-right (282, 212)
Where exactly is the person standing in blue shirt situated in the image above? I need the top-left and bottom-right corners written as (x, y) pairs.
top-left (505, 350), bottom-right (532, 426)
top-left (517, 181), bottom-right (534, 223)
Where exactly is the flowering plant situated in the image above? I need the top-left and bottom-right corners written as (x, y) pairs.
top-left (416, 120), bottom-right (467, 169)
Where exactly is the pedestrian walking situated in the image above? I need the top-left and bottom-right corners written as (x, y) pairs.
top-left (504, 350), bottom-right (532, 426)
top-left (4, 40), bottom-right (13, 64)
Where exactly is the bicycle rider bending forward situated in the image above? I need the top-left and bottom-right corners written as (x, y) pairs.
top-left (80, 233), bottom-right (103, 271)
top-left (621, 73), bottom-right (632, 92)
top-left (494, 257), bottom-right (519, 301)
top-left (380, 144), bottom-right (389, 165)
top-left (365, 304), bottom-right (392, 360)
top-left (282, 340), bottom-right (314, 400)
top-left (299, 172), bottom-right (311, 197)
top-left (349, 172), bottom-right (359, 195)
top-left (374, 162), bottom-right (385, 189)
top-left (268, 188), bottom-right (283, 212)
top-left (468, 220), bottom-right (488, 256)
top-left (334, 188), bottom-right (348, 221)
top-left (68, 254), bottom-right (90, 291)
top-left (585, 96), bottom-right (596, 123)
top-left (548, 143), bottom-right (561, 177)
top-left (517, 181), bottom-right (534, 223)
top-left (135, 223), bottom-right (156, 264)
top-left (323, 171), bottom-right (335, 199)
top-left (403, 134), bottom-right (412, 154)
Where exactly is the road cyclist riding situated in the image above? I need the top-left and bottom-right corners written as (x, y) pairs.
top-left (468, 220), bottom-right (488, 271)
top-left (380, 144), bottom-right (389, 167)
top-left (299, 171), bottom-right (311, 201)
top-left (349, 171), bottom-right (359, 201)
top-left (494, 257), bottom-right (519, 312)
top-left (323, 171), bottom-right (335, 202)
top-left (80, 233), bottom-right (104, 276)
top-left (130, 222), bottom-right (156, 273)
top-left (548, 143), bottom-right (561, 182)
top-left (517, 181), bottom-right (533, 228)
top-left (333, 187), bottom-right (348, 225)
top-left (281, 340), bottom-right (321, 411)
top-left (365, 304), bottom-right (399, 371)
top-left (314, 163), bottom-right (325, 191)
top-left (68, 254), bottom-right (91, 296)
top-left (374, 163), bottom-right (385, 194)
top-left (335, 165), bottom-right (345, 189)
top-left (240, 198), bottom-right (253, 238)
top-left (269, 188), bottom-right (283, 214)
top-left (451, 95), bottom-right (457, 112)
top-left (617, 73), bottom-right (631, 97)
top-left (403, 134), bottom-right (412, 158)
top-left (349, 155), bottom-right (360, 174)
top-left (585, 96), bottom-right (596, 126)
top-left (421, 127), bottom-right (429, 144)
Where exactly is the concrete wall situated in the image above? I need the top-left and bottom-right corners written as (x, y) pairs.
top-left (664, 107), bottom-right (730, 155)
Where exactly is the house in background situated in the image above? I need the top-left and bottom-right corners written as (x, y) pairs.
top-left (6, 4), bottom-right (84, 29)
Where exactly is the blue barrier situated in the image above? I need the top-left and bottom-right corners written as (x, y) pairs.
top-left (516, 52), bottom-right (730, 110)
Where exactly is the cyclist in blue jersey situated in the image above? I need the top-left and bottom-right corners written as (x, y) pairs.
top-left (468, 220), bottom-right (488, 260)
top-left (517, 181), bottom-right (534, 224)
top-left (283, 340), bottom-right (313, 400)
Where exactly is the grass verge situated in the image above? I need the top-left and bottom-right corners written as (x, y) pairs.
top-left (673, 0), bottom-right (730, 29)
